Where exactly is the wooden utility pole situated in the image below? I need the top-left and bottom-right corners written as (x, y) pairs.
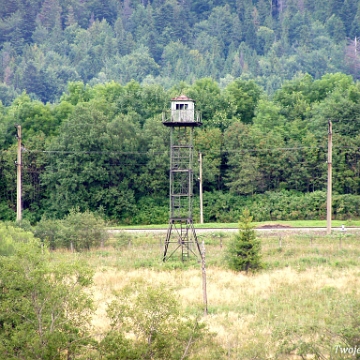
top-left (16, 125), bottom-right (22, 222)
top-left (199, 152), bottom-right (204, 224)
top-left (201, 240), bottom-right (208, 315)
top-left (327, 121), bottom-right (332, 235)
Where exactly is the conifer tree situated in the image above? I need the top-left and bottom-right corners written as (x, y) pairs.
top-left (350, 2), bottom-right (360, 39)
top-left (226, 209), bottom-right (262, 272)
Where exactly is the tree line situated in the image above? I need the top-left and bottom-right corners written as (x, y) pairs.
top-left (1, 0), bottom-right (360, 104)
top-left (1, 73), bottom-right (360, 223)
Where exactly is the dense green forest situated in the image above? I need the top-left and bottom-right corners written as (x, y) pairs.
top-left (0, 0), bottom-right (360, 103)
top-left (1, 0), bottom-right (360, 223)
top-left (1, 73), bottom-right (360, 223)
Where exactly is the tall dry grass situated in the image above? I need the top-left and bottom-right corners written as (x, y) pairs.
top-left (58, 231), bottom-right (360, 359)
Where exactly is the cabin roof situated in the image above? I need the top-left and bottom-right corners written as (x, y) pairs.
top-left (171, 95), bottom-right (194, 102)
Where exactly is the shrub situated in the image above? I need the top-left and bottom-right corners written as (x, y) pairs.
top-left (34, 217), bottom-right (65, 249)
top-left (101, 282), bottom-right (221, 359)
top-left (0, 236), bottom-right (94, 359)
top-left (0, 222), bottom-right (37, 255)
top-left (35, 209), bottom-right (108, 251)
top-left (63, 208), bottom-right (108, 250)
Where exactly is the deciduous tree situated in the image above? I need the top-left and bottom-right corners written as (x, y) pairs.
top-left (0, 226), bottom-right (94, 359)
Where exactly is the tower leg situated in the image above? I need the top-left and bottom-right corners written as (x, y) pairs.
top-left (189, 220), bottom-right (202, 257)
top-left (163, 221), bottom-right (173, 261)
top-left (163, 219), bottom-right (201, 262)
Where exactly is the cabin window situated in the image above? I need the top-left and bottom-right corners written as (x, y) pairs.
top-left (176, 104), bottom-right (188, 110)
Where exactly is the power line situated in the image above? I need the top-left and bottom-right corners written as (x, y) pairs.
top-left (2, 144), bottom-right (360, 155)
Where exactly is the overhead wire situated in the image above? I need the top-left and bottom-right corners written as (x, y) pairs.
top-left (0, 146), bottom-right (355, 169)
top-left (2, 144), bottom-right (360, 155)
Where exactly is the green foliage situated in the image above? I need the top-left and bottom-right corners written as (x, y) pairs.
top-left (0, 202), bottom-right (15, 221)
top-left (63, 208), bottom-right (108, 250)
top-left (339, 299), bottom-right (360, 356)
top-left (101, 282), bottom-right (220, 360)
top-left (35, 209), bottom-right (108, 251)
top-left (194, 127), bottom-right (223, 190)
top-left (132, 196), bottom-right (168, 225)
top-left (34, 216), bottom-right (65, 249)
top-left (113, 231), bottom-right (132, 249)
top-left (226, 209), bottom-right (262, 272)
top-left (204, 190), bottom-right (360, 223)
top-left (185, 78), bottom-right (225, 122)
top-left (0, 222), bottom-right (36, 255)
top-left (0, 233), bottom-right (15, 256)
top-left (0, 233), bottom-right (94, 359)
top-left (0, 0), bottom-right (358, 101)
top-left (41, 102), bottom-right (140, 220)
top-left (4, 71), bottom-right (360, 223)
top-left (224, 78), bottom-right (262, 124)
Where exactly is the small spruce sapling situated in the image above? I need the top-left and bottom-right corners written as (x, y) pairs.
top-left (226, 209), bottom-right (262, 272)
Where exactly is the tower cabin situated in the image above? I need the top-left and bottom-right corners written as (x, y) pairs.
top-left (163, 95), bottom-right (201, 126)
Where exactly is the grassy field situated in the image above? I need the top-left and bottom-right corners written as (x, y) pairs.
top-left (109, 219), bottom-right (360, 230)
top-left (55, 230), bottom-right (360, 359)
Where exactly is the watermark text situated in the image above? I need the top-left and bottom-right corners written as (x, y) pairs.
top-left (335, 345), bottom-right (360, 355)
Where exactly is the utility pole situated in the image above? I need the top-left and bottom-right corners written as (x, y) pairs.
top-left (355, 37), bottom-right (357, 56)
top-left (201, 240), bottom-right (208, 315)
top-left (199, 152), bottom-right (204, 224)
top-left (327, 121), bottom-right (332, 235)
top-left (16, 124), bottom-right (22, 222)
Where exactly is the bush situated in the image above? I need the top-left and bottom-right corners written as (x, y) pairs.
top-left (200, 190), bottom-right (360, 223)
top-left (0, 236), bottom-right (94, 359)
top-left (132, 197), bottom-right (168, 225)
top-left (101, 282), bottom-right (221, 360)
top-left (0, 222), bottom-right (38, 255)
top-left (63, 208), bottom-right (108, 250)
top-left (35, 209), bottom-right (108, 251)
top-left (34, 217), bottom-right (65, 249)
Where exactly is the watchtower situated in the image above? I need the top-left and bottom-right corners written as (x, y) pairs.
top-left (162, 95), bottom-right (202, 261)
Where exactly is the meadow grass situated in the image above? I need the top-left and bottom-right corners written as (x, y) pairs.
top-left (55, 231), bottom-right (360, 359)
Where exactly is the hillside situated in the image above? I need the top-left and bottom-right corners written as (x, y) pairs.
top-left (2, 1), bottom-right (360, 223)
top-left (0, 0), bottom-right (360, 103)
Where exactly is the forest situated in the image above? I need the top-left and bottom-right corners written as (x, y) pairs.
top-left (1, 0), bottom-right (360, 223)
top-left (1, 73), bottom-right (360, 223)
top-left (0, 0), bottom-right (360, 104)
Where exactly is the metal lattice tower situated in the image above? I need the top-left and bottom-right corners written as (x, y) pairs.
top-left (162, 95), bottom-right (202, 261)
